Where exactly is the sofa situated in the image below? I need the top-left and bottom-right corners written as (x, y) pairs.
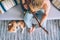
top-left (0, 0), bottom-right (60, 20)
top-left (0, 0), bottom-right (20, 14)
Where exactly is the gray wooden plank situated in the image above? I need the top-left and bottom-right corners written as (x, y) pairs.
top-left (0, 20), bottom-right (60, 40)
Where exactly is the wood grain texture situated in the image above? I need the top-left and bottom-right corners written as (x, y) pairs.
top-left (0, 20), bottom-right (60, 40)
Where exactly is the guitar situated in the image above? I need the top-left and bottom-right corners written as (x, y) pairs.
top-left (22, 0), bottom-right (48, 34)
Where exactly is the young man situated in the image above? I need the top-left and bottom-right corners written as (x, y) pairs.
top-left (21, 0), bottom-right (51, 33)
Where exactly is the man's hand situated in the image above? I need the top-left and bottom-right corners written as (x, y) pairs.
top-left (23, 4), bottom-right (29, 10)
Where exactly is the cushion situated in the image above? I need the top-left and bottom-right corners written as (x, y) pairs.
top-left (0, 0), bottom-right (20, 14)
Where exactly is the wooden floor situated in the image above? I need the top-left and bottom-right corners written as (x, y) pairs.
top-left (0, 20), bottom-right (60, 40)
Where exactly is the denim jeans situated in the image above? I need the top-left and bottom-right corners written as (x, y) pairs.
top-left (24, 9), bottom-right (47, 28)
top-left (24, 11), bottom-right (33, 28)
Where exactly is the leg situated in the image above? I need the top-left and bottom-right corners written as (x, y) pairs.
top-left (24, 12), bottom-right (35, 33)
top-left (35, 10), bottom-right (48, 34)
top-left (17, 20), bottom-right (25, 29)
top-left (35, 9), bottom-right (46, 27)
top-left (17, 20), bottom-right (26, 33)
top-left (28, 24), bottom-right (35, 33)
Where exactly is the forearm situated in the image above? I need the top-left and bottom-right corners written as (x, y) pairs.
top-left (40, 13), bottom-right (48, 25)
